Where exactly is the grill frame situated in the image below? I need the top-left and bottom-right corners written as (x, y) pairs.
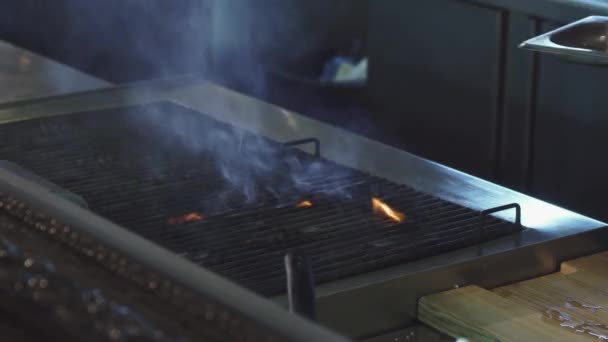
top-left (0, 101), bottom-right (524, 297)
top-left (0, 78), bottom-right (605, 338)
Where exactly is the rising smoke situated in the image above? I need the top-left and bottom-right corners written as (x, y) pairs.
top-left (139, 1), bottom-right (360, 206)
top-left (25, 1), bottom-right (363, 208)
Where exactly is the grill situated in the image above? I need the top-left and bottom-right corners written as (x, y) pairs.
top-left (0, 102), bottom-right (523, 296)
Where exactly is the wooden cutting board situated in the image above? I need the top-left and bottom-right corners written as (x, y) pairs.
top-left (419, 285), bottom-right (593, 341)
top-left (419, 251), bottom-right (608, 341)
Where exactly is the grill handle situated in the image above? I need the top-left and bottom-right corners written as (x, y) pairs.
top-left (284, 252), bottom-right (317, 320)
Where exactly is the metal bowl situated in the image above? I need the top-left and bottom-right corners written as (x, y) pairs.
top-left (520, 16), bottom-right (608, 65)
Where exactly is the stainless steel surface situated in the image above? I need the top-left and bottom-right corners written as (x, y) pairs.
top-left (0, 161), bottom-right (88, 208)
top-left (0, 145), bottom-right (351, 342)
top-left (0, 78), bottom-right (605, 337)
top-left (0, 41), bottom-right (109, 103)
top-left (520, 16), bottom-right (608, 65)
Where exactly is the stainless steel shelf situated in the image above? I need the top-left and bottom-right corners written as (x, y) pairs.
top-left (521, 16), bottom-right (608, 65)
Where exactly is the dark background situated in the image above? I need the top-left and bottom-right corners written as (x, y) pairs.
top-left (1, 0), bottom-right (608, 222)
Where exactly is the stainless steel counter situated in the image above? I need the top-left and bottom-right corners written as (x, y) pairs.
top-left (0, 41), bottom-right (108, 103)
top-left (0, 78), bottom-right (604, 338)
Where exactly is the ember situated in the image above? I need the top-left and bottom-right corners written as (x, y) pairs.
top-left (296, 200), bottom-right (313, 208)
top-left (168, 213), bottom-right (204, 225)
top-left (372, 197), bottom-right (405, 223)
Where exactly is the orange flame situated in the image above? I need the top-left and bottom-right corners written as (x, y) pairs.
top-left (168, 212), bottom-right (204, 225)
top-left (296, 200), bottom-right (313, 208)
top-left (372, 197), bottom-right (405, 223)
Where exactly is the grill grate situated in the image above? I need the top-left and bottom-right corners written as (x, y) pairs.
top-left (0, 102), bottom-right (523, 296)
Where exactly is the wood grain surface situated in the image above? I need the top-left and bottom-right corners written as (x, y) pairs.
top-left (419, 285), bottom-right (592, 341)
top-left (419, 252), bottom-right (608, 341)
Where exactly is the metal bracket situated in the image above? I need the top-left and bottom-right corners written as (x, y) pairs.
top-left (479, 203), bottom-right (522, 243)
top-left (284, 138), bottom-right (321, 158)
top-left (481, 203), bottom-right (521, 226)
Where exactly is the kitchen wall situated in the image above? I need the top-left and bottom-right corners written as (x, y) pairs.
top-left (0, 1), bottom-right (213, 82)
top-left (0, 0), bottom-right (367, 85)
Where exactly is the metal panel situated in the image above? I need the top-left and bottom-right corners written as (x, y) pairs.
top-left (533, 21), bottom-right (608, 222)
top-left (498, 14), bottom-right (538, 191)
top-left (310, 227), bottom-right (608, 336)
top-left (369, 0), bottom-right (503, 179)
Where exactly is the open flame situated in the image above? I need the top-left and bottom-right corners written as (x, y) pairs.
top-left (168, 212), bottom-right (204, 225)
top-left (372, 197), bottom-right (405, 223)
top-left (296, 200), bottom-right (313, 208)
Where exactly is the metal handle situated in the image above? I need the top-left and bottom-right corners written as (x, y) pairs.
top-left (479, 203), bottom-right (522, 243)
top-left (284, 138), bottom-right (321, 158)
top-left (284, 252), bottom-right (317, 320)
top-left (481, 203), bottom-right (521, 227)
top-left (520, 16), bottom-right (608, 66)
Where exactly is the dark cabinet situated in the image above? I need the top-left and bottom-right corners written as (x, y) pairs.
top-left (369, 0), bottom-right (504, 179)
top-left (533, 25), bottom-right (608, 219)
